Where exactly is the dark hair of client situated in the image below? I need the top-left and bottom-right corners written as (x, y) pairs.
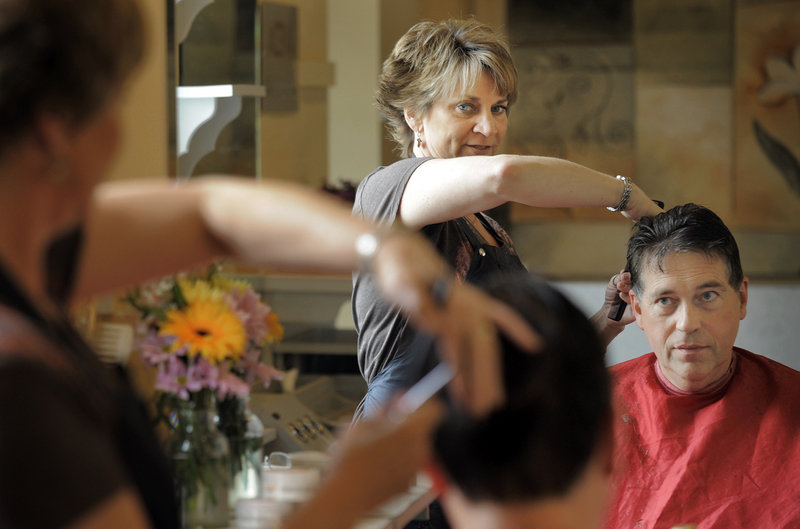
top-left (626, 203), bottom-right (743, 295)
top-left (434, 273), bottom-right (611, 502)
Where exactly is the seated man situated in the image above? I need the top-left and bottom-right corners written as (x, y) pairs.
top-left (432, 273), bottom-right (616, 529)
top-left (602, 203), bottom-right (800, 529)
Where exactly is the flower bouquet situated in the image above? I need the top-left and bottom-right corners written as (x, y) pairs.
top-left (126, 264), bottom-right (283, 524)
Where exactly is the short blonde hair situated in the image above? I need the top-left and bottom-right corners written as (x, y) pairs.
top-left (376, 18), bottom-right (518, 158)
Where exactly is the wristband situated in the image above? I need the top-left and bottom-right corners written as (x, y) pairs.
top-left (606, 175), bottom-right (632, 212)
top-left (355, 231), bottom-right (382, 272)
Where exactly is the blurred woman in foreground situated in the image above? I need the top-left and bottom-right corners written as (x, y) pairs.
top-left (0, 1), bottom-right (535, 527)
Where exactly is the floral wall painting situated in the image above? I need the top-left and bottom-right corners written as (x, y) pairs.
top-left (504, 0), bottom-right (634, 221)
top-left (754, 45), bottom-right (800, 197)
top-left (735, 2), bottom-right (800, 229)
top-left (506, 45), bottom-right (635, 177)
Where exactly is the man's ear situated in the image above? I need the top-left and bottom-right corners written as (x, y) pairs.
top-left (629, 289), bottom-right (645, 330)
top-left (738, 276), bottom-right (749, 321)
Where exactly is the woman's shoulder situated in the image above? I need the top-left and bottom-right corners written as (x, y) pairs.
top-left (361, 157), bottom-right (430, 188)
top-left (354, 158), bottom-right (432, 220)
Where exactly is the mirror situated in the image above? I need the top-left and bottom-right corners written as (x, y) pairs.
top-left (167, 0), bottom-right (800, 280)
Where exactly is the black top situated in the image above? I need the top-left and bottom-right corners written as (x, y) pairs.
top-left (0, 260), bottom-right (178, 528)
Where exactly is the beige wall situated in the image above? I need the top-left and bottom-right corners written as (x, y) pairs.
top-left (108, 0), bottom-right (168, 181)
top-left (258, 0), bottom-right (330, 187)
top-left (327, 0), bottom-right (381, 187)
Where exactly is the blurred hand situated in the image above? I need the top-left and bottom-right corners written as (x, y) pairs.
top-left (330, 399), bottom-right (445, 513)
top-left (280, 400), bottom-right (444, 529)
top-left (371, 230), bottom-right (540, 416)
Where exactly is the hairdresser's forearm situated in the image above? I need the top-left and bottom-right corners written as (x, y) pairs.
top-left (74, 177), bottom-right (366, 299)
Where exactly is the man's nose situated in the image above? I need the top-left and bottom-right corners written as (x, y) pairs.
top-left (675, 302), bottom-right (701, 333)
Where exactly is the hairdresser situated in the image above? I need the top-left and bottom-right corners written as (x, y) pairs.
top-left (353, 18), bottom-right (662, 418)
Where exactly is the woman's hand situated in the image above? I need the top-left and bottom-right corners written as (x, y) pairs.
top-left (280, 399), bottom-right (444, 529)
top-left (621, 182), bottom-right (664, 222)
top-left (590, 270), bottom-right (635, 348)
top-left (370, 230), bottom-right (540, 416)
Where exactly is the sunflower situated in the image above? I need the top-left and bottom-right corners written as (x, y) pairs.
top-left (178, 278), bottom-right (224, 305)
top-left (159, 299), bottom-right (247, 363)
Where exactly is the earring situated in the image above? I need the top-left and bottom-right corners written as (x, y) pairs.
top-left (416, 132), bottom-right (423, 148)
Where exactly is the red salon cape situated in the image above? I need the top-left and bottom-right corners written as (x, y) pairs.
top-left (603, 348), bottom-right (800, 529)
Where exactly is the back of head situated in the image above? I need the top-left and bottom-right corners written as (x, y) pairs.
top-left (0, 0), bottom-right (145, 158)
top-left (377, 18), bottom-right (518, 158)
top-left (626, 203), bottom-right (743, 294)
top-left (434, 273), bottom-right (610, 503)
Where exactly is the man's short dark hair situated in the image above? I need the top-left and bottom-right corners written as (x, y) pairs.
top-left (626, 203), bottom-right (744, 295)
top-left (434, 273), bottom-right (611, 502)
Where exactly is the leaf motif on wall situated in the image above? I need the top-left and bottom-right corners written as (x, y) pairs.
top-left (752, 119), bottom-right (800, 197)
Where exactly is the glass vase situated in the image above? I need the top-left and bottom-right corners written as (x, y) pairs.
top-left (168, 390), bottom-right (231, 529)
top-left (218, 395), bottom-right (265, 508)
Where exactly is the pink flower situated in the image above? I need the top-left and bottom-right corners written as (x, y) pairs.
top-left (217, 363), bottom-right (251, 398)
top-left (226, 286), bottom-right (271, 344)
top-left (236, 348), bottom-right (283, 387)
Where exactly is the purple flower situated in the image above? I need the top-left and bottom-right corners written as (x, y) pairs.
top-left (187, 357), bottom-right (219, 393)
top-left (155, 355), bottom-right (189, 398)
top-left (138, 329), bottom-right (178, 365)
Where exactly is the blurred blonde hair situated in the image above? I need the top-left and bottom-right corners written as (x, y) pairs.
top-left (376, 18), bottom-right (518, 158)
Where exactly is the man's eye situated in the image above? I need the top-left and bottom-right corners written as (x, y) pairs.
top-left (700, 291), bottom-right (719, 302)
top-left (656, 297), bottom-right (672, 306)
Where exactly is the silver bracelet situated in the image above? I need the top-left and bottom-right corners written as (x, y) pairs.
top-left (607, 175), bottom-right (632, 212)
top-left (355, 231), bottom-right (382, 272)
